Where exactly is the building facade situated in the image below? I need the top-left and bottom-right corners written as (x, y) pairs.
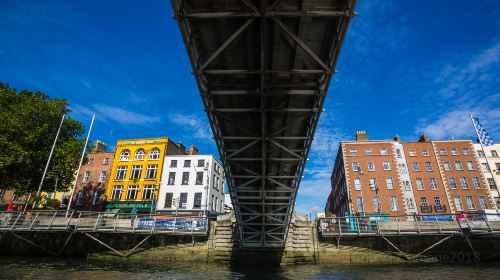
top-left (473, 143), bottom-right (500, 207)
top-left (156, 154), bottom-right (226, 215)
top-left (105, 137), bottom-right (183, 213)
top-left (325, 132), bottom-right (496, 217)
top-left (72, 151), bottom-right (114, 211)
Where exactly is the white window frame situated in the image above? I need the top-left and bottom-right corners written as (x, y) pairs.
top-left (479, 196), bottom-right (488, 210)
top-left (354, 178), bottom-right (361, 190)
top-left (352, 162), bottom-right (360, 172)
top-left (425, 162), bottom-right (433, 172)
top-left (462, 148), bottom-right (469, 155)
top-left (134, 149), bottom-right (146, 160)
top-left (465, 196), bottom-right (475, 210)
top-left (145, 164), bottom-right (158, 179)
top-left (119, 149), bottom-right (130, 161)
top-left (115, 166), bottom-right (127, 180)
top-left (83, 171), bottom-right (91, 183)
top-left (126, 185), bottom-right (139, 200)
top-left (167, 172), bottom-right (176, 185)
top-left (443, 161), bottom-right (451, 171)
top-left (386, 177), bottom-right (394, 189)
top-left (365, 148), bottom-right (373, 156)
top-left (466, 161), bottom-right (475, 170)
top-left (412, 162), bottom-right (420, 171)
top-left (380, 148), bottom-right (387, 155)
top-left (455, 161), bottom-right (463, 171)
top-left (130, 165), bottom-right (142, 180)
top-left (448, 177), bottom-right (457, 189)
top-left (409, 149), bottom-right (416, 156)
top-left (416, 178), bottom-right (425, 190)
top-left (99, 171), bottom-right (107, 183)
top-left (350, 149), bottom-right (357, 156)
top-left (389, 196), bottom-right (398, 211)
top-left (111, 186), bottom-right (123, 200)
top-left (451, 148), bottom-right (458, 155)
top-left (440, 148), bottom-right (447, 155)
top-left (142, 185), bottom-right (155, 200)
top-left (367, 161), bottom-right (375, 171)
top-left (429, 178), bottom-right (438, 190)
top-left (460, 177), bottom-right (469, 189)
top-left (472, 177), bottom-right (481, 189)
top-left (453, 196), bottom-right (463, 211)
top-left (383, 161), bottom-right (391, 171)
top-left (149, 148), bottom-right (160, 160)
top-left (421, 149), bottom-right (429, 156)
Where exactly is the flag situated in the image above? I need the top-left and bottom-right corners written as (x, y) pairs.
top-left (471, 117), bottom-right (494, 147)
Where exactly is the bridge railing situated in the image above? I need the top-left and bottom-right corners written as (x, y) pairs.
top-left (318, 213), bottom-right (500, 237)
top-left (0, 210), bottom-right (209, 235)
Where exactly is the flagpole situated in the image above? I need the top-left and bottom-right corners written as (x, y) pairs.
top-left (469, 113), bottom-right (500, 204)
top-left (25, 114), bottom-right (66, 211)
top-left (67, 113), bottom-right (95, 213)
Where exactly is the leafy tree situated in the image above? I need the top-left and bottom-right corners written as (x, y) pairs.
top-left (0, 83), bottom-right (86, 196)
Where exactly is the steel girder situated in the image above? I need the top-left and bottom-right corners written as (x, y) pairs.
top-left (170, 0), bottom-right (356, 247)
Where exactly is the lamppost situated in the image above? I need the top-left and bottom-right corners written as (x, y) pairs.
top-left (150, 179), bottom-right (158, 216)
top-left (370, 180), bottom-right (381, 215)
top-left (46, 174), bottom-right (59, 200)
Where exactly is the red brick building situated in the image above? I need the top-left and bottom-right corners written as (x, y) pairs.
top-left (325, 132), bottom-right (495, 217)
top-left (72, 151), bottom-right (114, 211)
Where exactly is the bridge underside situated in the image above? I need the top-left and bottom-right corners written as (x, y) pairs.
top-left (171, 0), bottom-right (356, 247)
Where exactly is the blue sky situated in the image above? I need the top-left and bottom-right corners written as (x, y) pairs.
top-left (1, 1), bottom-right (499, 215)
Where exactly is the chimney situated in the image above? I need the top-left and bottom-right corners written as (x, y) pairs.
top-left (177, 142), bottom-right (186, 155)
top-left (418, 135), bottom-right (429, 142)
top-left (91, 140), bottom-right (107, 153)
top-left (393, 134), bottom-right (401, 142)
top-left (355, 131), bottom-right (368, 141)
top-left (188, 145), bottom-right (199, 155)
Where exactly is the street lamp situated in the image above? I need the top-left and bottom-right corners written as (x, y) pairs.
top-left (370, 180), bottom-right (381, 215)
top-left (356, 168), bottom-right (364, 215)
top-left (150, 179), bottom-right (158, 217)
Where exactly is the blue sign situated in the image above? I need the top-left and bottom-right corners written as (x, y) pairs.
top-left (137, 217), bottom-right (208, 230)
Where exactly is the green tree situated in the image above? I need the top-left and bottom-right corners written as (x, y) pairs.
top-left (0, 83), bottom-right (86, 196)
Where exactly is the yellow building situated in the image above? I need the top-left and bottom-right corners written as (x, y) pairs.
top-left (105, 137), bottom-right (182, 213)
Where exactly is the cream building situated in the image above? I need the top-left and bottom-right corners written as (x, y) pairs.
top-left (473, 143), bottom-right (500, 208)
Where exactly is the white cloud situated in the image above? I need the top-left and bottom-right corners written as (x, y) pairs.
top-left (417, 106), bottom-right (500, 140)
top-left (169, 113), bottom-right (212, 140)
top-left (70, 103), bottom-right (161, 126)
top-left (93, 104), bottom-right (161, 125)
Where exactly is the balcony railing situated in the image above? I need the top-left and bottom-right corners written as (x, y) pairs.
top-left (420, 205), bottom-right (432, 213)
top-left (434, 205), bottom-right (447, 212)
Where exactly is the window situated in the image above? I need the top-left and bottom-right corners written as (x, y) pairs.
top-left (181, 172), bottom-right (189, 185)
top-left (115, 166), bottom-right (127, 180)
top-left (416, 178), bottom-right (425, 190)
top-left (462, 148), bottom-right (469, 155)
top-left (466, 196), bottom-right (475, 210)
top-left (103, 157), bottom-right (110, 165)
top-left (367, 161), bottom-right (375, 171)
top-left (369, 178), bottom-right (378, 190)
top-left (179, 193), bottom-right (188, 208)
top-left (421, 197), bottom-right (429, 208)
top-left (211, 195), bottom-right (215, 211)
top-left (406, 198), bottom-right (415, 209)
top-left (403, 181), bottom-right (411, 191)
top-left (453, 196), bottom-right (463, 211)
top-left (466, 161), bottom-right (475, 170)
top-left (454, 161), bottom-right (463, 171)
top-left (425, 162), bottom-right (433, 171)
top-left (134, 149), bottom-right (145, 160)
top-left (197, 159), bottom-right (205, 167)
top-left (76, 191), bottom-right (83, 206)
top-left (149, 148), bottom-right (160, 160)
top-left (440, 148), bottom-right (447, 155)
top-left (429, 178), bottom-right (438, 190)
top-left (184, 160), bottom-right (191, 167)
top-left (443, 162), bottom-right (451, 171)
top-left (354, 178), bottom-right (361, 190)
top-left (477, 150), bottom-right (485, 157)
top-left (145, 164), bottom-right (158, 179)
top-left (448, 177), bottom-right (457, 189)
top-left (195, 172), bottom-right (203, 185)
top-left (383, 161), bottom-right (391, 171)
top-left (92, 190), bottom-right (101, 205)
top-left (373, 197), bottom-right (381, 212)
top-left (472, 177), bottom-right (481, 189)
top-left (130, 165), bottom-right (142, 180)
top-left (421, 149), bottom-right (429, 156)
top-left (111, 186), bottom-right (123, 200)
top-left (357, 197), bottom-right (365, 213)
top-left (83, 171), bottom-right (91, 183)
top-left (434, 197), bottom-right (444, 212)
top-left (142, 185), bottom-right (155, 200)
top-left (386, 177), bottom-right (394, 189)
top-left (167, 172), bottom-right (176, 185)
top-left (487, 178), bottom-right (497, 189)
top-left (399, 163), bottom-right (408, 173)
top-left (492, 150), bottom-right (498, 157)
top-left (459, 177), bottom-right (469, 189)
top-left (412, 162), bottom-right (420, 171)
top-left (350, 149), bottom-right (357, 156)
top-left (99, 171), bottom-right (107, 183)
top-left (496, 163), bottom-right (500, 171)
top-left (380, 148), bottom-right (387, 155)
top-left (0, 189), bottom-right (5, 200)
top-left (409, 149), bottom-right (416, 156)
top-left (193, 193), bottom-right (202, 209)
top-left (164, 193), bottom-right (173, 208)
top-left (170, 160), bottom-right (178, 167)
top-left (451, 148), bottom-right (458, 155)
top-left (352, 162), bottom-right (360, 171)
top-left (214, 198), bottom-right (218, 213)
top-left (365, 148), bottom-right (372, 156)
top-left (126, 185), bottom-right (139, 200)
top-left (389, 196), bottom-right (398, 211)
top-left (479, 196), bottom-right (488, 210)
top-left (396, 149), bottom-right (402, 157)
top-left (482, 163), bottom-right (490, 172)
top-left (88, 158), bottom-right (94, 165)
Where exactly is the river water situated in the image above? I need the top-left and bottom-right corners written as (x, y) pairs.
top-left (1, 257), bottom-right (499, 279)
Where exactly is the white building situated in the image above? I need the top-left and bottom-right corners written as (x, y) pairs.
top-left (157, 154), bottom-right (226, 215)
top-left (473, 143), bottom-right (500, 207)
